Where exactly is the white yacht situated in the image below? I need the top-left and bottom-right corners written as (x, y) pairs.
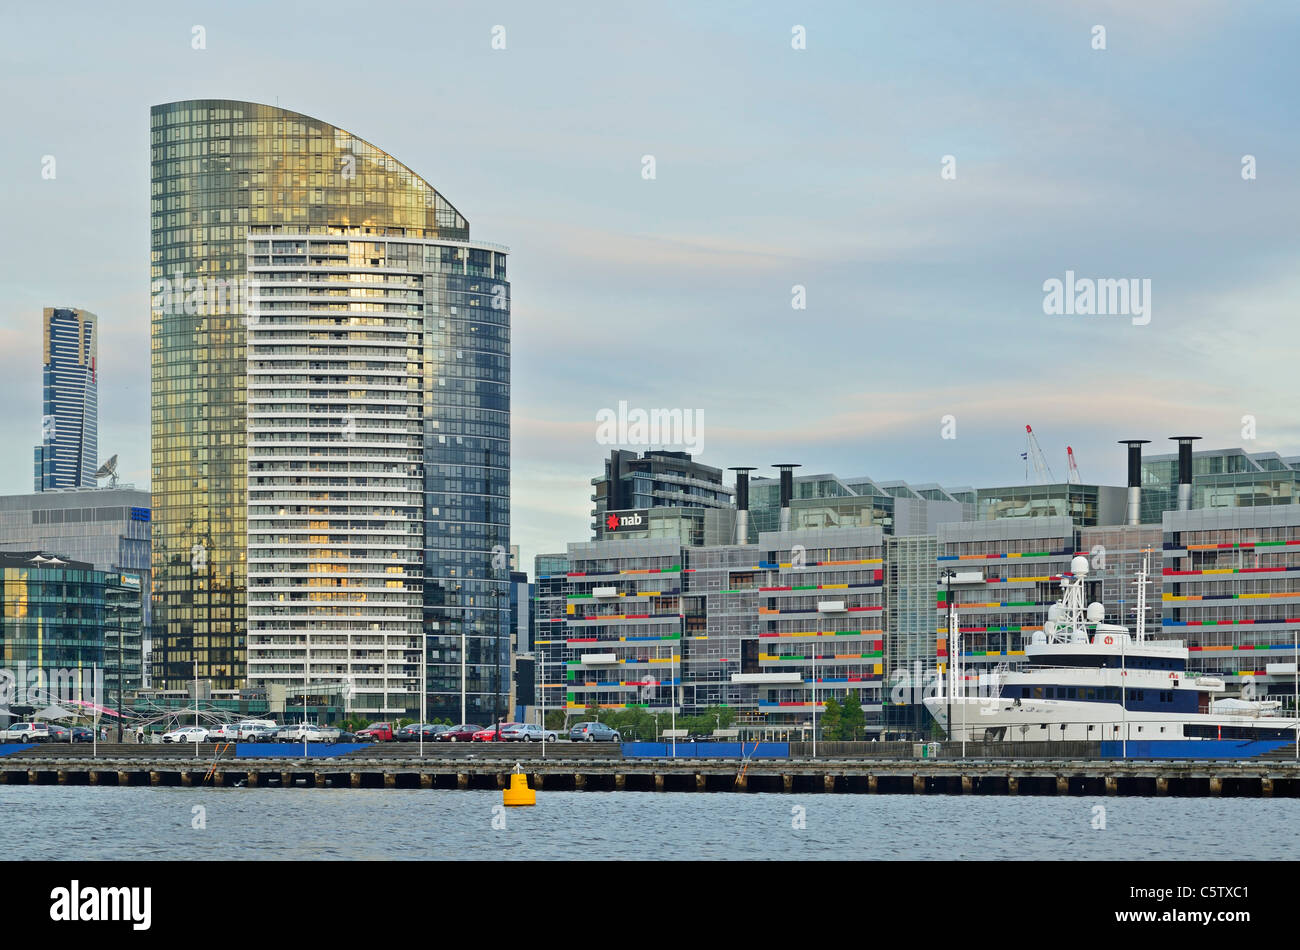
top-left (924, 555), bottom-right (1300, 744)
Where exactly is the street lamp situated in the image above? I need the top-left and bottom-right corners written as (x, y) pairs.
top-left (940, 569), bottom-right (956, 750)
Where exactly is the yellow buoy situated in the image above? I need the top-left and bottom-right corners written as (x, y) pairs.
top-left (503, 763), bottom-right (536, 807)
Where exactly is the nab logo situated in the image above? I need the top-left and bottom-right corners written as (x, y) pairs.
top-left (605, 512), bottom-right (644, 532)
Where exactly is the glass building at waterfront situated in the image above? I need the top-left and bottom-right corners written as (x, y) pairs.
top-left (34, 307), bottom-right (98, 492)
top-left (0, 552), bottom-right (142, 717)
top-left (151, 100), bottom-right (509, 720)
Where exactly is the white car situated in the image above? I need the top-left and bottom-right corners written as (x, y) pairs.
top-left (236, 719), bottom-right (276, 738)
top-left (162, 726), bottom-right (210, 743)
top-left (209, 723), bottom-right (241, 741)
top-left (0, 722), bottom-right (50, 743)
top-left (284, 723), bottom-right (333, 743)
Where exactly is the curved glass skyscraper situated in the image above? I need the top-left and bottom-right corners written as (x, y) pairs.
top-left (151, 100), bottom-right (510, 720)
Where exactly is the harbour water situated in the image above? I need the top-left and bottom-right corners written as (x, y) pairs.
top-left (3, 787), bottom-right (1298, 860)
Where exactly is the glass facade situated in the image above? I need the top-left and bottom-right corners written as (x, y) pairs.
top-left (244, 233), bottom-right (510, 719)
top-left (34, 307), bottom-right (97, 491)
top-left (0, 554), bottom-right (141, 714)
top-left (150, 99), bottom-right (487, 700)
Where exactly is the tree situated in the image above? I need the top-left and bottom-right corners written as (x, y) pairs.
top-left (840, 690), bottom-right (865, 741)
top-left (820, 696), bottom-right (843, 741)
top-left (584, 702), bottom-right (600, 723)
top-left (544, 709), bottom-right (567, 731)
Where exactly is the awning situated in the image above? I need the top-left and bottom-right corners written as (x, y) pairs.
top-left (34, 704), bottom-right (76, 720)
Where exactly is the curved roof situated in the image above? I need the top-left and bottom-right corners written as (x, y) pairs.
top-left (151, 99), bottom-right (468, 238)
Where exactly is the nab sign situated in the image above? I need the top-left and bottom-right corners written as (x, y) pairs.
top-left (603, 510), bottom-right (648, 534)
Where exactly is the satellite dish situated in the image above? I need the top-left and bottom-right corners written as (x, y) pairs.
top-left (94, 455), bottom-right (119, 488)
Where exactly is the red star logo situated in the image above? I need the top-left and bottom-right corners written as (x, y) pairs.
top-left (606, 513), bottom-right (620, 531)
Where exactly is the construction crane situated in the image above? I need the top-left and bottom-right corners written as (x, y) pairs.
top-left (1066, 446), bottom-right (1081, 484)
top-left (1023, 425), bottom-right (1056, 484)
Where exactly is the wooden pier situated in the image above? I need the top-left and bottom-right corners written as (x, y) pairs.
top-left (2, 744), bottom-right (1299, 796)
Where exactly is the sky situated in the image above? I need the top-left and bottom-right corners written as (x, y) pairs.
top-left (0, 0), bottom-right (1297, 571)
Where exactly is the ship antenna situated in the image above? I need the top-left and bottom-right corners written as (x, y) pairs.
top-left (1134, 549), bottom-right (1150, 643)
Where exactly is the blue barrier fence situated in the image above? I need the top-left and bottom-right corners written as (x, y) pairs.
top-left (1099, 739), bottom-right (1291, 759)
top-left (621, 742), bottom-right (789, 759)
top-left (0, 745), bottom-right (34, 757)
top-left (233, 743), bottom-right (372, 758)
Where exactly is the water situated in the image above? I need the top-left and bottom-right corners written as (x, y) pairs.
top-left (3, 787), bottom-right (1297, 860)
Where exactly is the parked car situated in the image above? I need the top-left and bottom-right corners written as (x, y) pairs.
top-left (242, 726), bottom-right (279, 742)
top-left (501, 723), bottom-right (557, 742)
top-left (355, 722), bottom-right (396, 742)
top-left (397, 723), bottom-right (447, 741)
top-left (268, 725), bottom-right (299, 742)
top-left (438, 724), bottom-right (484, 742)
top-left (0, 722), bottom-right (50, 743)
top-left (569, 721), bottom-right (621, 742)
top-left (162, 725), bottom-right (210, 743)
top-left (68, 726), bottom-right (95, 743)
top-left (236, 719), bottom-right (277, 737)
top-left (210, 723), bottom-right (241, 741)
top-left (46, 725), bottom-right (72, 743)
top-left (472, 723), bottom-right (522, 742)
top-left (283, 723), bottom-right (334, 743)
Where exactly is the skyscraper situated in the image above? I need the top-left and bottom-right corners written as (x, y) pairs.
top-left (151, 100), bottom-right (510, 719)
top-left (34, 307), bottom-right (98, 491)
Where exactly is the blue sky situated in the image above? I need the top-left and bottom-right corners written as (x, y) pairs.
top-left (1, 0), bottom-right (1298, 568)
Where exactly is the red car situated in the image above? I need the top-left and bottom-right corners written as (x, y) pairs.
top-left (355, 722), bottom-right (396, 742)
top-left (472, 723), bottom-right (521, 742)
top-left (437, 723), bottom-right (484, 742)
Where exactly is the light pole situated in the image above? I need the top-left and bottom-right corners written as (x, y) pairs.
top-left (811, 640), bottom-right (817, 758)
top-left (940, 569), bottom-right (956, 749)
top-left (420, 628), bottom-right (427, 759)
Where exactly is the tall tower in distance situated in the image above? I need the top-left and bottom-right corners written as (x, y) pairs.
top-left (150, 100), bottom-right (511, 720)
top-left (34, 307), bottom-right (98, 491)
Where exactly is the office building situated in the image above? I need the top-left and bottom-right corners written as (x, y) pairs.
top-left (33, 307), bottom-right (98, 492)
top-left (0, 552), bottom-right (142, 720)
